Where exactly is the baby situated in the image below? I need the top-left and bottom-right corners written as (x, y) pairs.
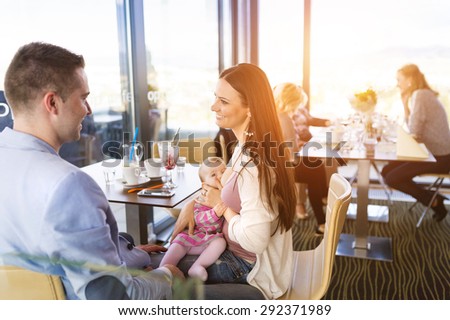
top-left (159, 157), bottom-right (227, 281)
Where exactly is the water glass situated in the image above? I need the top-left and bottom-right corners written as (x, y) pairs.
top-left (177, 156), bottom-right (186, 172)
top-left (103, 168), bottom-right (116, 185)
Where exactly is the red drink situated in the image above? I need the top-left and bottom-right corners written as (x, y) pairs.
top-left (165, 155), bottom-right (176, 170)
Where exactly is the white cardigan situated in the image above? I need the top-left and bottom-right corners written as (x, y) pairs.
top-left (227, 144), bottom-right (293, 299)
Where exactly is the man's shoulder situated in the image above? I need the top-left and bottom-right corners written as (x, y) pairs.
top-left (31, 155), bottom-right (99, 194)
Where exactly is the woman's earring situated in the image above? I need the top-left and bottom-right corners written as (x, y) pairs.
top-left (244, 113), bottom-right (253, 136)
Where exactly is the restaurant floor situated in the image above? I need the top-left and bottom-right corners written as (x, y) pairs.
top-left (294, 163), bottom-right (450, 300)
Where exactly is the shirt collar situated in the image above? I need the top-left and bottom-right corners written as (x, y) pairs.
top-left (0, 127), bottom-right (58, 156)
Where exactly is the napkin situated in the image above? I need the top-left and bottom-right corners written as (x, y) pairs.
top-left (396, 126), bottom-right (429, 159)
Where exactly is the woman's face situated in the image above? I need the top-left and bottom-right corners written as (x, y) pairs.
top-left (396, 71), bottom-right (410, 94)
top-left (211, 78), bottom-right (250, 134)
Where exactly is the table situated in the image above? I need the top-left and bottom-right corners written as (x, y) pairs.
top-left (299, 129), bottom-right (435, 262)
top-left (81, 161), bottom-right (201, 244)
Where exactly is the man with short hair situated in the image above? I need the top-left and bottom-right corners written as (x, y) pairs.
top-left (0, 42), bottom-right (183, 299)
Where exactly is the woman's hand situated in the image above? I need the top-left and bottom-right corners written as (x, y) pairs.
top-left (196, 182), bottom-right (222, 208)
top-left (170, 199), bottom-right (195, 242)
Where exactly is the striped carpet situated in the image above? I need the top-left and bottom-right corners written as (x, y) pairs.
top-left (292, 191), bottom-right (450, 300)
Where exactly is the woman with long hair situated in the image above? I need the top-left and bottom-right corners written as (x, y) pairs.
top-left (172, 63), bottom-right (296, 299)
top-left (381, 64), bottom-right (450, 221)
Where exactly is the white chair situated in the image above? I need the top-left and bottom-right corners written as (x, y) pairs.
top-left (279, 173), bottom-right (352, 300)
top-left (409, 172), bottom-right (450, 227)
top-left (0, 265), bottom-right (66, 300)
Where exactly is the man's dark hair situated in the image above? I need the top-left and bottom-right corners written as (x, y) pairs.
top-left (4, 42), bottom-right (85, 112)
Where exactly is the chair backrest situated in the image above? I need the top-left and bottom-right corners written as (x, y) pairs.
top-left (283, 173), bottom-right (352, 300)
top-left (0, 265), bottom-right (66, 300)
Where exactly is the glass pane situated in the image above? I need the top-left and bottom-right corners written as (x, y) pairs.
top-left (259, 0), bottom-right (304, 87)
top-left (311, 0), bottom-right (450, 121)
top-left (143, 0), bottom-right (219, 136)
top-left (0, 0), bottom-right (122, 166)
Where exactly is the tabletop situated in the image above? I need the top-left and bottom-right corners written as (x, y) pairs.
top-left (81, 160), bottom-right (201, 208)
top-left (301, 126), bottom-right (435, 163)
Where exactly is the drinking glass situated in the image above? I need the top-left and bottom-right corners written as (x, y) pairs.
top-left (122, 143), bottom-right (143, 167)
top-left (177, 156), bottom-right (186, 172)
top-left (157, 141), bottom-right (179, 189)
top-left (134, 144), bottom-right (144, 166)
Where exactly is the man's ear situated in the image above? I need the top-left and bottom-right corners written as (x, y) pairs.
top-left (43, 92), bottom-right (59, 115)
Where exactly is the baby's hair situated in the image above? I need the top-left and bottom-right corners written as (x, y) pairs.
top-left (198, 156), bottom-right (226, 182)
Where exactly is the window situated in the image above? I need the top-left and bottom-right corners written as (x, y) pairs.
top-left (0, 0), bottom-right (121, 114)
top-left (0, 0), bottom-right (122, 166)
top-left (143, 0), bottom-right (220, 135)
top-left (258, 0), bottom-right (304, 87)
top-left (310, 0), bottom-right (450, 121)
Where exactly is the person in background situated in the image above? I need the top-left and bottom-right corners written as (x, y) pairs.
top-left (172, 63), bottom-right (297, 299)
top-left (0, 42), bottom-right (184, 300)
top-left (273, 82), bottom-right (330, 235)
top-left (159, 157), bottom-right (227, 281)
top-left (381, 64), bottom-right (450, 222)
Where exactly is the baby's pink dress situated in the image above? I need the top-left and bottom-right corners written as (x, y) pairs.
top-left (172, 203), bottom-right (224, 247)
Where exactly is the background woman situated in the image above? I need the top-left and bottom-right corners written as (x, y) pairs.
top-left (381, 64), bottom-right (450, 221)
top-left (172, 63), bottom-right (296, 299)
top-left (274, 82), bottom-right (330, 235)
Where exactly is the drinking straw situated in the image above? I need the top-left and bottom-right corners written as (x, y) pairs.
top-left (172, 127), bottom-right (181, 146)
top-left (129, 127), bottom-right (139, 162)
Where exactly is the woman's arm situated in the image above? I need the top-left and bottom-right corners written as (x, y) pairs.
top-left (303, 108), bottom-right (331, 127)
top-left (408, 90), bottom-right (428, 140)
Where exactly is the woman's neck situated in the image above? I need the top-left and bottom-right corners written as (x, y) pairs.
top-left (233, 130), bottom-right (246, 144)
top-left (232, 117), bottom-right (251, 144)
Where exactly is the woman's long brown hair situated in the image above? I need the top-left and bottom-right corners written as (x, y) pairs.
top-left (398, 64), bottom-right (438, 108)
top-left (219, 63), bottom-right (296, 233)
